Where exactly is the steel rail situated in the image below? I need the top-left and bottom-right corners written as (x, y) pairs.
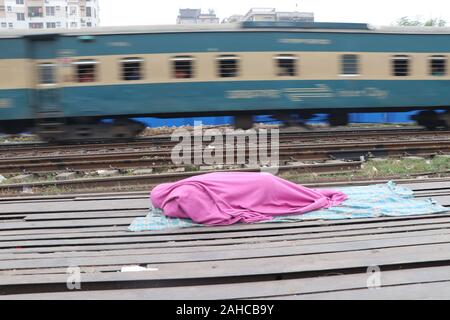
top-left (0, 139), bottom-right (448, 174)
top-left (1, 127), bottom-right (447, 155)
top-left (0, 161), bottom-right (363, 194)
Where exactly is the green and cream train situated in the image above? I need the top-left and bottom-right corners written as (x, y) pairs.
top-left (0, 21), bottom-right (449, 140)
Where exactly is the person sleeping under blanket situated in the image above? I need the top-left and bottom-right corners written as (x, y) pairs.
top-left (150, 172), bottom-right (348, 226)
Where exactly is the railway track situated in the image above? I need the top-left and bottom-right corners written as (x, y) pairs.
top-left (0, 126), bottom-right (448, 156)
top-left (0, 161), bottom-right (364, 194)
top-left (0, 126), bottom-right (448, 195)
top-left (0, 138), bottom-right (448, 174)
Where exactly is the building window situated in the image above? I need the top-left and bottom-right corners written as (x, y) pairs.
top-left (217, 55), bottom-right (240, 78)
top-left (86, 7), bottom-right (92, 17)
top-left (38, 63), bottom-right (55, 85)
top-left (121, 58), bottom-right (143, 81)
top-left (341, 54), bottom-right (360, 75)
top-left (16, 13), bottom-right (25, 21)
top-left (7, 6), bottom-right (12, 12)
top-left (16, 0), bottom-right (24, 4)
top-left (1, 23), bottom-right (6, 28)
top-left (69, 6), bottom-right (77, 16)
top-left (392, 55), bottom-right (410, 76)
top-left (430, 55), bottom-right (447, 76)
top-left (274, 55), bottom-right (298, 77)
top-left (8, 23), bottom-right (13, 28)
top-left (28, 6), bottom-right (43, 17)
top-left (73, 60), bottom-right (97, 83)
top-left (29, 22), bottom-right (44, 29)
top-left (172, 56), bottom-right (194, 79)
top-left (70, 22), bottom-right (77, 28)
top-left (46, 6), bottom-right (55, 16)
top-left (46, 22), bottom-right (56, 29)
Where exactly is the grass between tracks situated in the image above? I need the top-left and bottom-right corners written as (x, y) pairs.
top-left (282, 156), bottom-right (450, 184)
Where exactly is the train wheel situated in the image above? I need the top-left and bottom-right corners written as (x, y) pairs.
top-left (234, 115), bottom-right (254, 130)
top-left (414, 111), bottom-right (442, 130)
top-left (272, 114), bottom-right (296, 128)
top-left (35, 119), bottom-right (67, 141)
top-left (441, 111), bottom-right (450, 129)
top-left (1, 121), bottom-right (29, 135)
top-left (329, 113), bottom-right (349, 127)
top-left (35, 118), bottom-right (146, 142)
top-left (111, 119), bottom-right (145, 139)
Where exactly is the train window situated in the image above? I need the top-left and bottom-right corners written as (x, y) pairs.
top-left (392, 55), bottom-right (410, 77)
top-left (73, 60), bottom-right (97, 83)
top-left (121, 58), bottom-right (143, 81)
top-left (172, 56), bottom-right (194, 79)
top-left (341, 54), bottom-right (359, 75)
top-left (430, 55), bottom-right (447, 76)
top-left (217, 55), bottom-right (240, 78)
top-left (274, 55), bottom-right (298, 77)
top-left (38, 63), bottom-right (55, 85)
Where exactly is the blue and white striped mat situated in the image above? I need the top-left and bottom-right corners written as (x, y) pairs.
top-left (129, 181), bottom-right (448, 232)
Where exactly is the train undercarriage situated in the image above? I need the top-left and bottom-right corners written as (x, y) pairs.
top-left (33, 118), bottom-right (147, 141)
top-left (234, 110), bottom-right (450, 131)
top-left (1, 110), bottom-right (449, 142)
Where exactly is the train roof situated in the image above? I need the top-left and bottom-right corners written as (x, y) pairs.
top-left (2, 21), bottom-right (450, 39)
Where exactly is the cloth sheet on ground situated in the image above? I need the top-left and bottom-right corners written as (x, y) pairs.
top-left (129, 172), bottom-right (448, 232)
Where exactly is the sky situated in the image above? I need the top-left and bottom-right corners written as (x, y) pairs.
top-left (98, 0), bottom-right (450, 27)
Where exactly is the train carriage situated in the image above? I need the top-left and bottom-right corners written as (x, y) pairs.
top-left (0, 21), bottom-right (449, 140)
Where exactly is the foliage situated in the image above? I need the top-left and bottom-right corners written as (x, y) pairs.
top-left (396, 16), bottom-right (446, 27)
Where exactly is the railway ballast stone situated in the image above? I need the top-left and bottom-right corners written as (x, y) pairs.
top-left (200, 166), bottom-right (216, 171)
top-left (287, 161), bottom-right (306, 166)
top-left (244, 164), bottom-right (260, 169)
top-left (167, 168), bottom-right (186, 173)
top-left (371, 158), bottom-right (389, 162)
top-left (97, 170), bottom-right (119, 177)
top-left (403, 156), bottom-right (425, 161)
top-left (56, 172), bottom-right (78, 181)
top-left (10, 174), bottom-right (34, 182)
top-left (133, 169), bottom-right (154, 175)
top-left (325, 160), bottom-right (348, 164)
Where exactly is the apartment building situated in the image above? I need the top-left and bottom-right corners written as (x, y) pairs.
top-left (225, 8), bottom-right (314, 23)
top-left (0, 0), bottom-right (99, 30)
top-left (177, 8), bottom-right (220, 24)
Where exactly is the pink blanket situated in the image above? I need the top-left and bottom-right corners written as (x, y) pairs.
top-left (151, 172), bottom-right (348, 226)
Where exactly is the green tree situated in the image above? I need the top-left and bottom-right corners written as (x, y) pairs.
top-left (396, 16), bottom-right (447, 27)
top-left (424, 18), bottom-right (447, 27)
top-left (397, 16), bottom-right (423, 26)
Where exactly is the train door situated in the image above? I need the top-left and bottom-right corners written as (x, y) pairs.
top-left (29, 35), bottom-right (65, 138)
top-left (29, 35), bottom-right (63, 116)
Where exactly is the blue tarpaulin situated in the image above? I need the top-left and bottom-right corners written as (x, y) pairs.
top-left (135, 111), bottom-right (420, 128)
